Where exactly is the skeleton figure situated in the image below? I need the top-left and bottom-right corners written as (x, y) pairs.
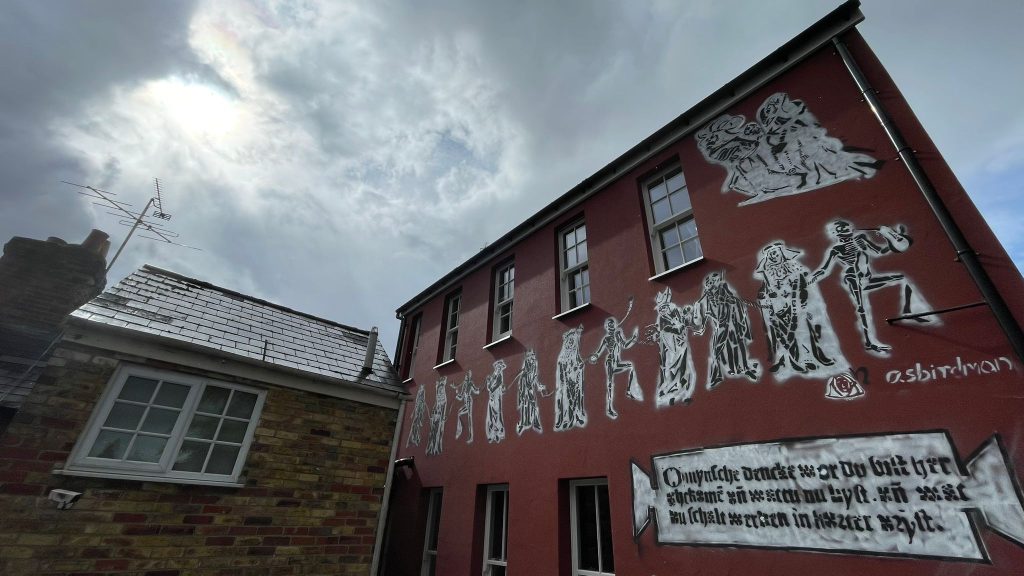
top-left (484, 360), bottom-right (508, 444)
top-left (811, 220), bottom-right (927, 354)
top-left (694, 272), bottom-right (760, 388)
top-left (653, 289), bottom-right (702, 407)
top-left (697, 92), bottom-right (880, 205)
top-left (406, 384), bottom-right (428, 447)
top-left (588, 298), bottom-right (642, 419)
top-left (426, 377), bottom-right (449, 456)
top-left (756, 242), bottom-right (843, 378)
top-left (554, 326), bottom-right (587, 431)
top-left (451, 371), bottom-right (479, 444)
top-left (515, 350), bottom-right (547, 435)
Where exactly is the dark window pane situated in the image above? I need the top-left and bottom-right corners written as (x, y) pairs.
top-left (683, 239), bottom-right (703, 263)
top-left (669, 189), bottom-right (692, 214)
top-left (651, 197), bottom-right (671, 223)
top-left (660, 226), bottom-right (680, 249)
top-left (103, 402), bottom-right (145, 430)
top-left (205, 444), bottom-right (241, 474)
top-left (226, 391), bottom-right (258, 419)
top-left (140, 407), bottom-right (180, 434)
top-left (598, 484), bottom-right (614, 572)
top-left (217, 419), bottom-right (249, 443)
top-left (487, 566), bottom-right (506, 576)
top-left (198, 386), bottom-right (230, 415)
top-left (126, 435), bottom-right (168, 463)
top-left (119, 376), bottom-right (158, 402)
top-left (173, 440), bottom-right (211, 472)
top-left (489, 490), bottom-right (506, 560)
top-left (648, 180), bottom-right (668, 201)
top-left (186, 415), bottom-right (220, 440)
top-left (663, 245), bottom-right (684, 270)
top-left (153, 382), bottom-right (190, 408)
top-left (427, 493), bottom-right (443, 549)
top-left (577, 485), bottom-right (599, 571)
top-left (88, 430), bottom-right (132, 459)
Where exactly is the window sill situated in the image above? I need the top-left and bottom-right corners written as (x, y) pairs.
top-left (432, 358), bottom-right (456, 370)
top-left (552, 302), bottom-right (591, 320)
top-left (648, 256), bottom-right (705, 282)
top-left (483, 335), bottom-right (512, 350)
top-left (53, 467), bottom-right (245, 488)
top-left (401, 377), bottom-right (414, 384)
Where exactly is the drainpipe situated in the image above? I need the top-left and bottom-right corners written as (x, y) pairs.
top-left (370, 400), bottom-right (406, 576)
top-left (832, 36), bottom-right (1024, 365)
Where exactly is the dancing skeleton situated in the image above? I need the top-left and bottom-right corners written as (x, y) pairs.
top-left (810, 220), bottom-right (926, 354)
top-left (588, 297), bottom-right (642, 419)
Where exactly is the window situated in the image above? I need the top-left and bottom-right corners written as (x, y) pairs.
top-left (403, 314), bottom-right (422, 379)
top-left (643, 166), bottom-right (702, 274)
top-left (559, 220), bottom-right (590, 310)
top-left (442, 292), bottom-right (461, 362)
top-left (65, 365), bottom-right (265, 485)
top-left (421, 489), bottom-right (443, 576)
top-left (570, 479), bottom-right (614, 576)
top-left (491, 262), bottom-right (514, 340)
top-left (482, 485), bottom-right (509, 576)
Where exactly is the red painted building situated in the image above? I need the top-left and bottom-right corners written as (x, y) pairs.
top-left (380, 3), bottom-right (1024, 574)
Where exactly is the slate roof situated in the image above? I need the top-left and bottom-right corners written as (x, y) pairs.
top-left (72, 265), bottom-right (401, 393)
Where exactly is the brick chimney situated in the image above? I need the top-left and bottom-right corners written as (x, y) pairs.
top-left (0, 230), bottom-right (109, 422)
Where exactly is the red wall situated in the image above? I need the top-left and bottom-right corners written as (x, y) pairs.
top-left (384, 30), bottom-right (1024, 575)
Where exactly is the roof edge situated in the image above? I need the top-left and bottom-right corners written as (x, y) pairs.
top-left (139, 265), bottom-right (373, 338)
top-left (395, 0), bottom-right (863, 317)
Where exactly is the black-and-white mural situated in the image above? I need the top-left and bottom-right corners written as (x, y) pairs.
top-left (811, 221), bottom-right (930, 354)
top-left (452, 371), bottom-right (479, 444)
top-left (406, 384), bottom-right (428, 447)
top-left (825, 370), bottom-right (866, 400)
top-left (651, 289), bottom-right (701, 407)
top-left (756, 241), bottom-right (846, 380)
top-left (694, 272), bottom-right (760, 388)
top-left (515, 350), bottom-right (547, 435)
top-left (696, 92), bottom-right (880, 205)
top-left (589, 298), bottom-right (643, 419)
top-left (485, 360), bottom-right (508, 444)
top-left (554, 325), bottom-right (587, 431)
top-left (426, 377), bottom-right (449, 456)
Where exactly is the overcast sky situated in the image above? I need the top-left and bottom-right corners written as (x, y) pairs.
top-left (2, 0), bottom-right (1021, 355)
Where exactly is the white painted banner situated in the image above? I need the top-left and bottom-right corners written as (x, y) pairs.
top-left (631, 432), bottom-right (1024, 562)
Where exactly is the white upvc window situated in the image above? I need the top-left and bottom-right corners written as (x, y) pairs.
top-left (643, 166), bottom-right (702, 274)
top-left (559, 220), bottom-right (590, 311)
top-left (421, 488), bottom-right (444, 576)
top-left (65, 364), bottom-right (265, 486)
top-left (491, 262), bottom-right (514, 341)
top-left (404, 314), bottom-right (422, 379)
top-left (442, 292), bottom-right (462, 362)
top-left (482, 484), bottom-right (509, 576)
top-left (570, 479), bottom-right (614, 576)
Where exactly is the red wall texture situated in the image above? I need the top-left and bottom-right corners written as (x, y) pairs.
top-left (384, 29), bottom-right (1024, 575)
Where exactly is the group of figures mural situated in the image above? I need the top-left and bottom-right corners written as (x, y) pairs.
top-left (408, 218), bottom-right (931, 455)
top-left (406, 92), bottom-right (933, 455)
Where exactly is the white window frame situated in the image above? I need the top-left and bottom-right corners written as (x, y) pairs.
top-left (559, 220), bottom-right (590, 312)
top-left (442, 292), bottom-right (461, 362)
top-left (491, 262), bottom-right (515, 341)
top-left (63, 364), bottom-right (266, 486)
top-left (421, 488), bottom-right (444, 576)
top-left (404, 314), bottom-right (422, 380)
top-left (570, 478), bottom-right (614, 576)
top-left (482, 484), bottom-right (509, 576)
top-left (642, 165), bottom-right (703, 275)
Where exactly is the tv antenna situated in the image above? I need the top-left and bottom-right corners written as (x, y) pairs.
top-left (63, 178), bottom-right (200, 271)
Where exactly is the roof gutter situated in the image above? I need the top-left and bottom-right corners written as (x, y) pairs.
top-left (395, 0), bottom-right (864, 317)
top-left (65, 317), bottom-right (410, 407)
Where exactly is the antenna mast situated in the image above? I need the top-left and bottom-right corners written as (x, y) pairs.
top-left (63, 178), bottom-right (199, 271)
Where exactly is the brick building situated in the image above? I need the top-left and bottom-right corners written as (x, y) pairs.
top-left (0, 251), bottom-right (404, 575)
top-left (382, 2), bottom-right (1024, 575)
